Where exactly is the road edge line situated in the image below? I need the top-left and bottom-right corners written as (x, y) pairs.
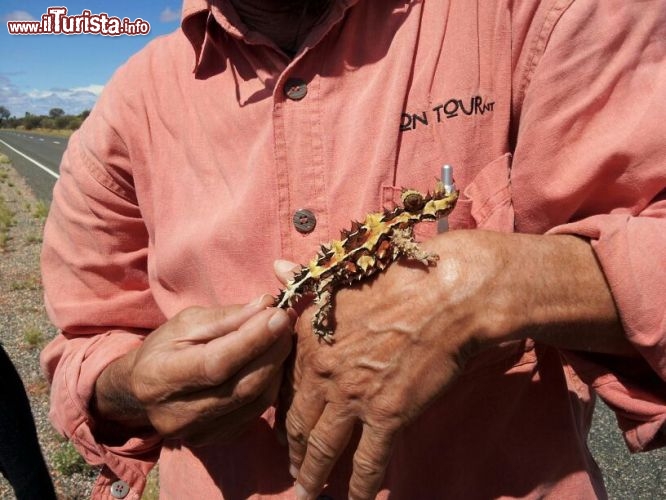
top-left (0, 138), bottom-right (60, 179)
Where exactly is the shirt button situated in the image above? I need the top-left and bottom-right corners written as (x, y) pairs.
top-left (293, 209), bottom-right (316, 233)
top-left (110, 480), bottom-right (130, 498)
top-left (284, 78), bottom-right (308, 100)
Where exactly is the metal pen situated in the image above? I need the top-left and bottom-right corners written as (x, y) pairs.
top-left (437, 164), bottom-right (455, 233)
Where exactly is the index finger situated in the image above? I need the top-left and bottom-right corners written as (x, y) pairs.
top-left (181, 294), bottom-right (275, 342)
top-left (202, 307), bottom-right (292, 386)
top-left (274, 259), bottom-right (300, 284)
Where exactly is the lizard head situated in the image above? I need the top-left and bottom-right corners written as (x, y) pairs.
top-left (399, 180), bottom-right (459, 219)
top-left (401, 190), bottom-right (426, 213)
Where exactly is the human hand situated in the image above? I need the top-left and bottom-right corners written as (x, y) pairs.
top-left (94, 295), bottom-right (294, 446)
top-left (274, 231), bottom-right (509, 499)
top-left (275, 229), bottom-right (626, 499)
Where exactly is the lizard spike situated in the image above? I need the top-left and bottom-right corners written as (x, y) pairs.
top-left (293, 268), bottom-right (309, 282)
top-left (350, 220), bottom-right (363, 232)
top-left (274, 178), bottom-right (459, 342)
top-left (381, 209), bottom-right (394, 222)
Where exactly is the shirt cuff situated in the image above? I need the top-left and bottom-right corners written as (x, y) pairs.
top-left (548, 211), bottom-right (666, 451)
top-left (41, 330), bottom-right (162, 497)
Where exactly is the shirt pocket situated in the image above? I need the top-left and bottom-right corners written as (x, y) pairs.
top-left (449, 152), bottom-right (514, 233)
top-left (380, 152), bottom-right (515, 242)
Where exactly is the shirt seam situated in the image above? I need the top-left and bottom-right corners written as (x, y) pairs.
top-left (516, 0), bottom-right (577, 109)
top-left (77, 122), bottom-right (137, 204)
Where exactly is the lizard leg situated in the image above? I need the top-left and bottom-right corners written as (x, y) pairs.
top-left (390, 227), bottom-right (439, 265)
top-left (312, 276), bottom-right (336, 344)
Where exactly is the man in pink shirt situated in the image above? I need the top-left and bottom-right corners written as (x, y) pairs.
top-left (41, 0), bottom-right (665, 498)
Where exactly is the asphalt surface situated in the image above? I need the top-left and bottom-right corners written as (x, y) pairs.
top-left (0, 129), bottom-right (64, 202)
top-left (591, 400), bottom-right (665, 499)
top-left (0, 129), bottom-right (663, 498)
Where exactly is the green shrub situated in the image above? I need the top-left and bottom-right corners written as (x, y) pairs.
top-left (40, 118), bottom-right (57, 129)
top-left (0, 195), bottom-right (14, 250)
top-left (32, 200), bottom-right (49, 219)
top-left (23, 326), bottom-right (45, 348)
top-left (52, 441), bottom-right (94, 476)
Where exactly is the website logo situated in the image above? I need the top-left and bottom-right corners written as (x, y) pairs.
top-left (6, 6), bottom-right (150, 36)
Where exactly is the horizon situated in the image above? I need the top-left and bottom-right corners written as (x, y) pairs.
top-left (0, 1), bottom-right (181, 118)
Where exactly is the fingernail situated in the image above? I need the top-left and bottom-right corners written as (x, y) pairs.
top-left (287, 307), bottom-right (299, 322)
top-left (274, 259), bottom-right (298, 275)
top-left (268, 310), bottom-right (289, 333)
top-left (289, 464), bottom-right (299, 479)
top-left (246, 294), bottom-right (269, 308)
top-left (295, 482), bottom-right (308, 500)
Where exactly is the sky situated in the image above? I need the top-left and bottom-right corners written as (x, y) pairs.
top-left (0, 1), bottom-right (182, 116)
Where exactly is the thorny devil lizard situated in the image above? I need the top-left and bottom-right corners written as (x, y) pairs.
top-left (274, 179), bottom-right (459, 344)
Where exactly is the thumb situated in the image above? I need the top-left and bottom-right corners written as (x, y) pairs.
top-left (274, 259), bottom-right (300, 285)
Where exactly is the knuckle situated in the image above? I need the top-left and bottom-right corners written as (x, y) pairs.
top-left (352, 453), bottom-right (383, 479)
top-left (310, 353), bottom-right (336, 378)
top-left (336, 379), bottom-right (366, 402)
top-left (175, 305), bottom-right (206, 324)
top-left (285, 414), bottom-right (309, 460)
top-left (370, 396), bottom-right (409, 424)
top-left (306, 430), bottom-right (337, 463)
top-left (232, 376), bottom-right (262, 406)
top-left (296, 468), bottom-right (323, 494)
top-left (285, 411), bottom-right (308, 442)
top-left (231, 368), bottom-right (280, 410)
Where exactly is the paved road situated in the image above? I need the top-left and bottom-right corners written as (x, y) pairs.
top-left (0, 129), bottom-right (65, 202)
top-left (0, 129), bottom-right (664, 498)
top-left (591, 400), bottom-right (665, 499)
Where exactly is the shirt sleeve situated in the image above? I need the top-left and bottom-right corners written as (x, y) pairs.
top-left (511, 0), bottom-right (666, 451)
top-left (40, 60), bottom-right (166, 497)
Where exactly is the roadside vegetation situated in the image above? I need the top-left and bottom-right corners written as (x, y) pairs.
top-left (0, 155), bottom-right (15, 250)
top-left (0, 194), bottom-right (13, 251)
top-left (0, 105), bottom-right (88, 137)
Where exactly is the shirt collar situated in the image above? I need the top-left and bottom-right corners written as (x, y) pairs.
top-left (180, 0), bottom-right (362, 77)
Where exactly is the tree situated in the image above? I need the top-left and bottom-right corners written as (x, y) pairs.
top-left (55, 116), bottom-right (70, 129)
top-left (24, 114), bottom-right (43, 130)
top-left (0, 106), bottom-right (10, 126)
top-left (41, 118), bottom-right (57, 129)
top-left (48, 108), bottom-right (65, 118)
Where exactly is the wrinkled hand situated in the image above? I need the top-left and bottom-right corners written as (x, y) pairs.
top-left (95, 295), bottom-right (294, 446)
top-left (274, 231), bottom-right (515, 499)
top-left (275, 228), bottom-right (625, 499)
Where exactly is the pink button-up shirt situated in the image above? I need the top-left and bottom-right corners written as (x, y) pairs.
top-left (41, 0), bottom-right (666, 498)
